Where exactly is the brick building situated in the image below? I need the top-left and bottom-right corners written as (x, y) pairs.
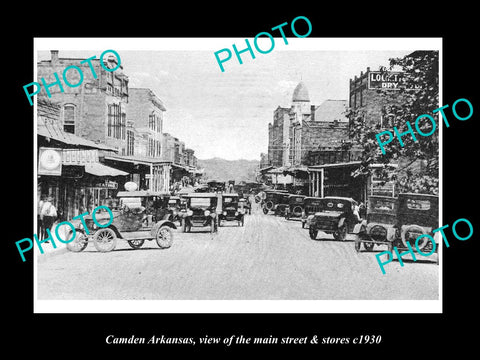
top-left (37, 50), bottom-right (130, 154)
top-left (290, 99), bottom-right (350, 166)
top-left (127, 88), bottom-right (165, 158)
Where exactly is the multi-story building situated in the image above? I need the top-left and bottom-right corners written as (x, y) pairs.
top-left (37, 50), bottom-right (130, 154)
top-left (127, 88), bottom-right (165, 159)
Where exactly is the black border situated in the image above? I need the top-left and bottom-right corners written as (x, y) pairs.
top-left (7, 6), bottom-right (478, 356)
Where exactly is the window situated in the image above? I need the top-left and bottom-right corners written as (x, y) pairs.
top-left (126, 130), bottom-right (134, 156)
top-left (63, 104), bottom-right (75, 134)
top-left (107, 104), bottom-right (126, 140)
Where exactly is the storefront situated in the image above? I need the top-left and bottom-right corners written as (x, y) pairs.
top-left (37, 149), bottom-right (128, 220)
top-left (308, 161), bottom-right (367, 202)
top-left (103, 154), bottom-right (171, 193)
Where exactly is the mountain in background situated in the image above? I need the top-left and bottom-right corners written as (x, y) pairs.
top-left (197, 158), bottom-right (259, 183)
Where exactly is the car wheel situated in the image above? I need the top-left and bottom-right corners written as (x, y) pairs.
top-left (301, 221), bottom-right (305, 229)
top-left (210, 219), bottom-right (216, 233)
top-left (309, 227), bottom-right (318, 240)
top-left (127, 239), bottom-right (145, 249)
top-left (333, 224), bottom-right (347, 241)
top-left (364, 241), bottom-right (374, 252)
top-left (354, 239), bottom-right (361, 252)
top-left (66, 228), bottom-right (88, 252)
top-left (181, 219), bottom-right (187, 233)
top-left (93, 228), bottom-right (117, 252)
top-left (156, 226), bottom-right (173, 249)
top-left (262, 207), bottom-right (268, 215)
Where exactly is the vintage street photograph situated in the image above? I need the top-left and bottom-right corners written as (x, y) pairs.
top-left (33, 38), bottom-right (441, 313)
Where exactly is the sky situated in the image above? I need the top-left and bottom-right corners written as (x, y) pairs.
top-left (36, 39), bottom-right (430, 161)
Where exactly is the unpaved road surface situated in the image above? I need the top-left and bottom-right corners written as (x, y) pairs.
top-left (37, 204), bottom-right (439, 300)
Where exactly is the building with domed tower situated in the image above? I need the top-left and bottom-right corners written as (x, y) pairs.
top-left (263, 81), bottom-right (365, 197)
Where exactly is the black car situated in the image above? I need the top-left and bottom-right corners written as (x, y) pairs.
top-left (308, 197), bottom-right (362, 241)
top-left (261, 190), bottom-right (289, 214)
top-left (179, 193), bottom-right (219, 233)
top-left (218, 193), bottom-right (245, 226)
top-left (285, 194), bottom-right (306, 220)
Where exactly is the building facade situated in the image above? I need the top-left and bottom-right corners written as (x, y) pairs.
top-left (37, 50), bottom-right (130, 154)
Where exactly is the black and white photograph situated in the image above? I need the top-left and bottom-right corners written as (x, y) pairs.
top-left (7, 8), bottom-right (479, 356)
top-left (32, 38), bottom-right (441, 312)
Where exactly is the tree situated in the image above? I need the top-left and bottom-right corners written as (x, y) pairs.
top-left (348, 51), bottom-right (439, 195)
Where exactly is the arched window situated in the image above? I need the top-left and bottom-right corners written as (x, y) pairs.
top-left (63, 104), bottom-right (76, 134)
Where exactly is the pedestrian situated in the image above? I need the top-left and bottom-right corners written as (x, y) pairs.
top-left (40, 196), bottom-right (57, 243)
top-left (37, 194), bottom-right (47, 240)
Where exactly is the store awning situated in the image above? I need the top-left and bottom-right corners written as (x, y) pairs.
top-left (84, 163), bottom-right (129, 177)
top-left (38, 116), bottom-right (118, 152)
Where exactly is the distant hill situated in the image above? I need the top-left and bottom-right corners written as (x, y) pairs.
top-left (197, 158), bottom-right (259, 183)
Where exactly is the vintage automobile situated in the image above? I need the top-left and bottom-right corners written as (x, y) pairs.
top-left (273, 193), bottom-right (292, 216)
top-left (285, 194), bottom-right (306, 220)
top-left (261, 190), bottom-right (289, 214)
top-left (301, 196), bottom-right (324, 228)
top-left (389, 193), bottom-right (439, 255)
top-left (166, 195), bottom-right (183, 223)
top-left (353, 195), bottom-right (398, 252)
top-left (308, 196), bottom-right (362, 241)
top-left (218, 193), bottom-right (245, 226)
top-left (179, 193), bottom-right (219, 233)
top-left (66, 190), bottom-right (176, 253)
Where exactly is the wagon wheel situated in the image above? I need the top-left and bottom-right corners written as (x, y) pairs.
top-left (93, 228), bottom-right (117, 252)
top-left (309, 227), bottom-right (318, 240)
top-left (333, 224), bottom-right (347, 241)
top-left (66, 228), bottom-right (88, 252)
top-left (128, 239), bottom-right (145, 249)
top-left (155, 226), bottom-right (173, 249)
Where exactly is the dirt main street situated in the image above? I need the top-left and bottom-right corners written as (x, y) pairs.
top-left (36, 204), bottom-right (439, 301)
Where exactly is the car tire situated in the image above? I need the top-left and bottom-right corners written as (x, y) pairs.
top-left (93, 228), bottom-right (117, 252)
top-left (66, 228), bottom-right (88, 252)
top-left (262, 207), bottom-right (268, 215)
top-left (309, 227), bottom-right (318, 240)
top-left (333, 224), bottom-right (347, 241)
top-left (127, 239), bottom-right (145, 249)
top-left (156, 226), bottom-right (173, 249)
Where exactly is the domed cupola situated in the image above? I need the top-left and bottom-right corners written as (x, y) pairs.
top-left (292, 81), bottom-right (310, 102)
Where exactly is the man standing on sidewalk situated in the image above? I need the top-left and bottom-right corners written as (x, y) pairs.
top-left (41, 196), bottom-right (57, 243)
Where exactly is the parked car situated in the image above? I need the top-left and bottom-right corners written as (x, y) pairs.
top-left (218, 193), bottom-right (245, 226)
top-left (391, 193), bottom-right (439, 254)
top-left (285, 194), bottom-right (306, 220)
top-left (166, 195), bottom-right (182, 223)
top-left (261, 190), bottom-right (289, 214)
top-left (66, 190), bottom-right (176, 252)
top-left (301, 196), bottom-right (323, 228)
top-left (273, 193), bottom-right (291, 216)
top-left (308, 196), bottom-right (362, 241)
top-left (179, 193), bottom-right (219, 233)
top-left (353, 195), bottom-right (398, 252)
